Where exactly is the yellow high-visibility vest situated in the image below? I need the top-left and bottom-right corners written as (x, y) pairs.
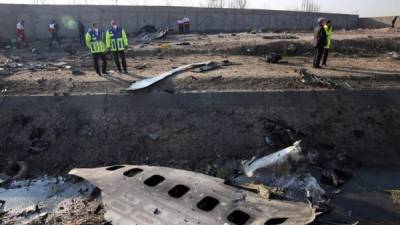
top-left (324, 25), bottom-right (333, 49)
top-left (106, 27), bottom-right (128, 51)
top-left (85, 30), bottom-right (106, 54)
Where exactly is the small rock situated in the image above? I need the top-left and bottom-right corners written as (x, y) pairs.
top-left (37, 77), bottom-right (47, 85)
top-left (164, 88), bottom-right (175, 94)
top-left (39, 212), bottom-right (48, 220)
top-left (210, 75), bottom-right (223, 82)
top-left (176, 42), bottom-right (190, 46)
top-left (0, 200), bottom-right (5, 212)
top-left (147, 133), bottom-right (160, 141)
top-left (153, 208), bottom-right (161, 215)
top-left (29, 139), bottom-right (51, 154)
top-left (79, 126), bottom-right (94, 137)
top-left (265, 52), bottom-right (283, 63)
top-left (94, 204), bottom-right (103, 215)
top-left (72, 70), bottom-right (85, 75)
top-left (134, 63), bottom-right (147, 70)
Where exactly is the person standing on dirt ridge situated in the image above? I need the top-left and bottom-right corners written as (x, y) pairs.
top-left (177, 19), bottom-right (184, 34)
top-left (322, 20), bottom-right (333, 67)
top-left (182, 16), bottom-right (190, 33)
top-left (78, 20), bottom-right (86, 47)
top-left (106, 20), bottom-right (128, 74)
top-left (16, 20), bottom-right (26, 48)
top-left (48, 20), bottom-right (61, 47)
top-left (312, 18), bottom-right (327, 69)
top-left (86, 22), bottom-right (108, 76)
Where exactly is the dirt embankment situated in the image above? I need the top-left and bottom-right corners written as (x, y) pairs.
top-left (1, 91), bottom-right (400, 177)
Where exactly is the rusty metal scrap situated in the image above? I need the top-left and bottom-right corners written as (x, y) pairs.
top-left (69, 165), bottom-right (316, 225)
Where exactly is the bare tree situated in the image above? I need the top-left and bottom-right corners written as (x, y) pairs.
top-left (229, 0), bottom-right (248, 9)
top-left (301, 0), bottom-right (320, 12)
top-left (206, 0), bottom-right (225, 8)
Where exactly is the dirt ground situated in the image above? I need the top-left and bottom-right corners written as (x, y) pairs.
top-left (1, 28), bottom-right (400, 95)
top-left (1, 29), bottom-right (400, 225)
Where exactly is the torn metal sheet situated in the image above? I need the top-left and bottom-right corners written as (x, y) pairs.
top-left (127, 62), bottom-right (210, 91)
top-left (241, 142), bottom-right (326, 203)
top-left (243, 141), bottom-right (303, 178)
top-left (69, 165), bottom-right (316, 225)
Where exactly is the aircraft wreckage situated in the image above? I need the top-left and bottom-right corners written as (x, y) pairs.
top-left (69, 165), bottom-right (316, 225)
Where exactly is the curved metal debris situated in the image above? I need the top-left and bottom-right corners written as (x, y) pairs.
top-left (127, 62), bottom-right (210, 91)
top-left (69, 165), bottom-right (315, 225)
top-left (141, 29), bottom-right (169, 42)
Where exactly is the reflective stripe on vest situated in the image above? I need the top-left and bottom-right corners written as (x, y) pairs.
top-left (90, 42), bottom-right (100, 53)
top-left (110, 38), bottom-right (124, 51)
top-left (108, 27), bottom-right (124, 51)
top-left (324, 26), bottom-right (333, 49)
top-left (89, 30), bottom-right (105, 53)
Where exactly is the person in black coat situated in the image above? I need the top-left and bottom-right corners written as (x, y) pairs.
top-left (313, 18), bottom-right (327, 69)
top-left (78, 21), bottom-right (86, 47)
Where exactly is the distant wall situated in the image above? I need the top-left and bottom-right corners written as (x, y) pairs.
top-left (0, 4), bottom-right (359, 39)
top-left (359, 16), bottom-right (399, 29)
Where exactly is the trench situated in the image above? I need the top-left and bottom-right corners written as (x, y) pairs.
top-left (1, 90), bottom-right (400, 224)
top-left (0, 90), bottom-right (399, 174)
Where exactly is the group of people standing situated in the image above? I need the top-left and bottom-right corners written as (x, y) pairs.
top-left (313, 18), bottom-right (333, 68)
top-left (177, 17), bottom-right (190, 34)
top-left (16, 19), bottom-right (61, 48)
top-left (16, 16), bottom-right (333, 76)
top-left (16, 19), bottom-right (129, 76)
top-left (85, 20), bottom-right (129, 75)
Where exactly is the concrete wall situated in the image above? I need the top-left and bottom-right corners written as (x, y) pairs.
top-left (0, 4), bottom-right (359, 39)
top-left (359, 16), bottom-right (399, 29)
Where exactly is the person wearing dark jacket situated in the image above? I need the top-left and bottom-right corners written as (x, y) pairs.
top-left (48, 20), bottom-right (61, 47)
top-left (78, 21), bottom-right (86, 47)
top-left (313, 18), bottom-right (327, 69)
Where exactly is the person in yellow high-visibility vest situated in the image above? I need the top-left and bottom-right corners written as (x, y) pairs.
top-left (322, 20), bottom-right (333, 67)
top-left (85, 23), bottom-right (108, 76)
top-left (106, 20), bottom-right (128, 74)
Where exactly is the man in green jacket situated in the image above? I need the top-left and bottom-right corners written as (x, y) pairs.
top-left (106, 20), bottom-right (128, 74)
top-left (322, 20), bottom-right (333, 67)
top-left (85, 23), bottom-right (108, 76)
